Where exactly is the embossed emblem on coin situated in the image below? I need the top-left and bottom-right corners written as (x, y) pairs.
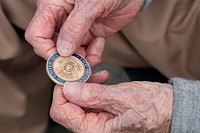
top-left (47, 52), bottom-right (90, 85)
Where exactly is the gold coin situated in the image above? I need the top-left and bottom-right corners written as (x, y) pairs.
top-left (46, 52), bottom-right (91, 85)
top-left (53, 55), bottom-right (85, 81)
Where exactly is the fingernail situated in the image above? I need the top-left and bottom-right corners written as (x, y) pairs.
top-left (87, 59), bottom-right (100, 68)
top-left (63, 82), bottom-right (82, 98)
top-left (98, 70), bottom-right (108, 75)
top-left (57, 40), bottom-right (74, 56)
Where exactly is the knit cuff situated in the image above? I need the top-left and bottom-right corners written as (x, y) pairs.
top-left (169, 77), bottom-right (200, 133)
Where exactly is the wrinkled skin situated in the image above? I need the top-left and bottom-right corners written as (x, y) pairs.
top-left (25, 0), bottom-right (173, 132)
top-left (25, 0), bottom-right (144, 59)
top-left (50, 81), bottom-right (173, 133)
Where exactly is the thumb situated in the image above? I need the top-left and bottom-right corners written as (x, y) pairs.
top-left (63, 82), bottom-right (111, 109)
top-left (57, 3), bottom-right (100, 56)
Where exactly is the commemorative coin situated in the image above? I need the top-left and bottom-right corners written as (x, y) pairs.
top-left (46, 52), bottom-right (91, 85)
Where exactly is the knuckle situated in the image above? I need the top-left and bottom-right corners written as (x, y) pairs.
top-left (49, 106), bottom-right (64, 123)
top-left (83, 84), bottom-right (105, 106)
top-left (25, 29), bottom-right (38, 47)
top-left (33, 48), bottom-right (42, 57)
top-left (49, 106), bottom-right (58, 121)
top-left (24, 29), bottom-right (32, 42)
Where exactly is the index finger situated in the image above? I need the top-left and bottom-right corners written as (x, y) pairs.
top-left (56, 1), bottom-right (105, 56)
top-left (25, 8), bottom-right (57, 59)
top-left (25, 1), bottom-right (73, 59)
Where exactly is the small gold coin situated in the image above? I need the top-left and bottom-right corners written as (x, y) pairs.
top-left (53, 56), bottom-right (85, 81)
top-left (46, 52), bottom-right (91, 85)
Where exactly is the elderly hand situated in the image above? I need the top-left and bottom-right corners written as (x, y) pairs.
top-left (50, 81), bottom-right (173, 133)
top-left (25, 0), bottom-right (144, 59)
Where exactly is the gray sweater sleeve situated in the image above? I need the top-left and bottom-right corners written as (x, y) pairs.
top-left (141, 0), bottom-right (153, 11)
top-left (170, 77), bottom-right (200, 133)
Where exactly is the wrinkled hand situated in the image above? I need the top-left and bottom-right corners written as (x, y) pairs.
top-left (25, 0), bottom-right (144, 60)
top-left (50, 81), bottom-right (173, 133)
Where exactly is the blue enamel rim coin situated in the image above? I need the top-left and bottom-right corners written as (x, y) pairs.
top-left (46, 52), bottom-right (91, 85)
